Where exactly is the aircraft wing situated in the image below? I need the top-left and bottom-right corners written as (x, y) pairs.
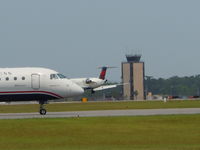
top-left (93, 85), bottom-right (118, 91)
top-left (93, 83), bottom-right (129, 92)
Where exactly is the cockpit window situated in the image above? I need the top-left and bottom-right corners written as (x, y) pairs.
top-left (57, 74), bottom-right (67, 79)
top-left (50, 74), bottom-right (59, 80)
top-left (50, 74), bottom-right (67, 79)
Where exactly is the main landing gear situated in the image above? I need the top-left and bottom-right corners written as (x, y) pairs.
top-left (39, 101), bottom-right (47, 115)
top-left (91, 89), bottom-right (95, 94)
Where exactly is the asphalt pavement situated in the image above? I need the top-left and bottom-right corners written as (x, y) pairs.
top-left (0, 108), bottom-right (200, 119)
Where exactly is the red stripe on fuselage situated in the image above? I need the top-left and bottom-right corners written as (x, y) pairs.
top-left (0, 91), bottom-right (63, 99)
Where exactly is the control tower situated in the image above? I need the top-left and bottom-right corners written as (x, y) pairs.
top-left (122, 54), bottom-right (145, 100)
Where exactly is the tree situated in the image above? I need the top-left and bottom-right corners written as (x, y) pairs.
top-left (146, 75), bottom-right (200, 96)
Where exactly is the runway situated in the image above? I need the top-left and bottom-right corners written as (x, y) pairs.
top-left (0, 108), bottom-right (200, 119)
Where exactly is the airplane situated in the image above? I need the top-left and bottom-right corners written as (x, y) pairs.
top-left (70, 66), bottom-right (119, 93)
top-left (0, 67), bottom-right (84, 115)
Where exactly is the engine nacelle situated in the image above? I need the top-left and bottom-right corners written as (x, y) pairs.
top-left (86, 78), bottom-right (92, 84)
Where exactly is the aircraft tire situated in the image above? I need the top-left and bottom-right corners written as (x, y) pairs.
top-left (40, 109), bottom-right (47, 115)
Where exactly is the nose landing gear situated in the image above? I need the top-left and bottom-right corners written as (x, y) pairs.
top-left (39, 101), bottom-right (47, 115)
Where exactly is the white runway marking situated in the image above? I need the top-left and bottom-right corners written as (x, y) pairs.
top-left (0, 108), bottom-right (200, 119)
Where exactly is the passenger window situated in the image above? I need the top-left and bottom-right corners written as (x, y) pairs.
top-left (6, 77), bottom-right (9, 81)
top-left (14, 77), bottom-right (17, 80)
top-left (22, 77), bottom-right (25, 80)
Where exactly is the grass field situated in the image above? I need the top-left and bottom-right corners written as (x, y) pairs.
top-left (0, 114), bottom-right (200, 150)
top-left (0, 100), bottom-right (200, 113)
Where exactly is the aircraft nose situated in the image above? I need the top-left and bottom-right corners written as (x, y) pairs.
top-left (71, 83), bottom-right (84, 96)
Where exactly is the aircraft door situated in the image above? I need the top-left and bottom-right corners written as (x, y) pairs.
top-left (31, 74), bottom-right (40, 89)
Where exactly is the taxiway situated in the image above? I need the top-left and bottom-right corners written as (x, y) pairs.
top-left (0, 108), bottom-right (200, 119)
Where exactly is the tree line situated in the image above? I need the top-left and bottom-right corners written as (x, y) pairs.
top-left (146, 75), bottom-right (200, 96)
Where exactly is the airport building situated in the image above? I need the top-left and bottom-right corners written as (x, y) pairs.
top-left (121, 54), bottom-right (145, 100)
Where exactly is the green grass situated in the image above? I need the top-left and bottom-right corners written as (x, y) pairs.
top-left (0, 115), bottom-right (200, 150)
top-left (0, 100), bottom-right (200, 113)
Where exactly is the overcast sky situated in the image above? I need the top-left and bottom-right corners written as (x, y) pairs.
top-left (0, 0), bottom-right (200, 81)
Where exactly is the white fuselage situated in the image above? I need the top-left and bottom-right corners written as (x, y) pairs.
top-left (0, 67), bottom-right (84, 102)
